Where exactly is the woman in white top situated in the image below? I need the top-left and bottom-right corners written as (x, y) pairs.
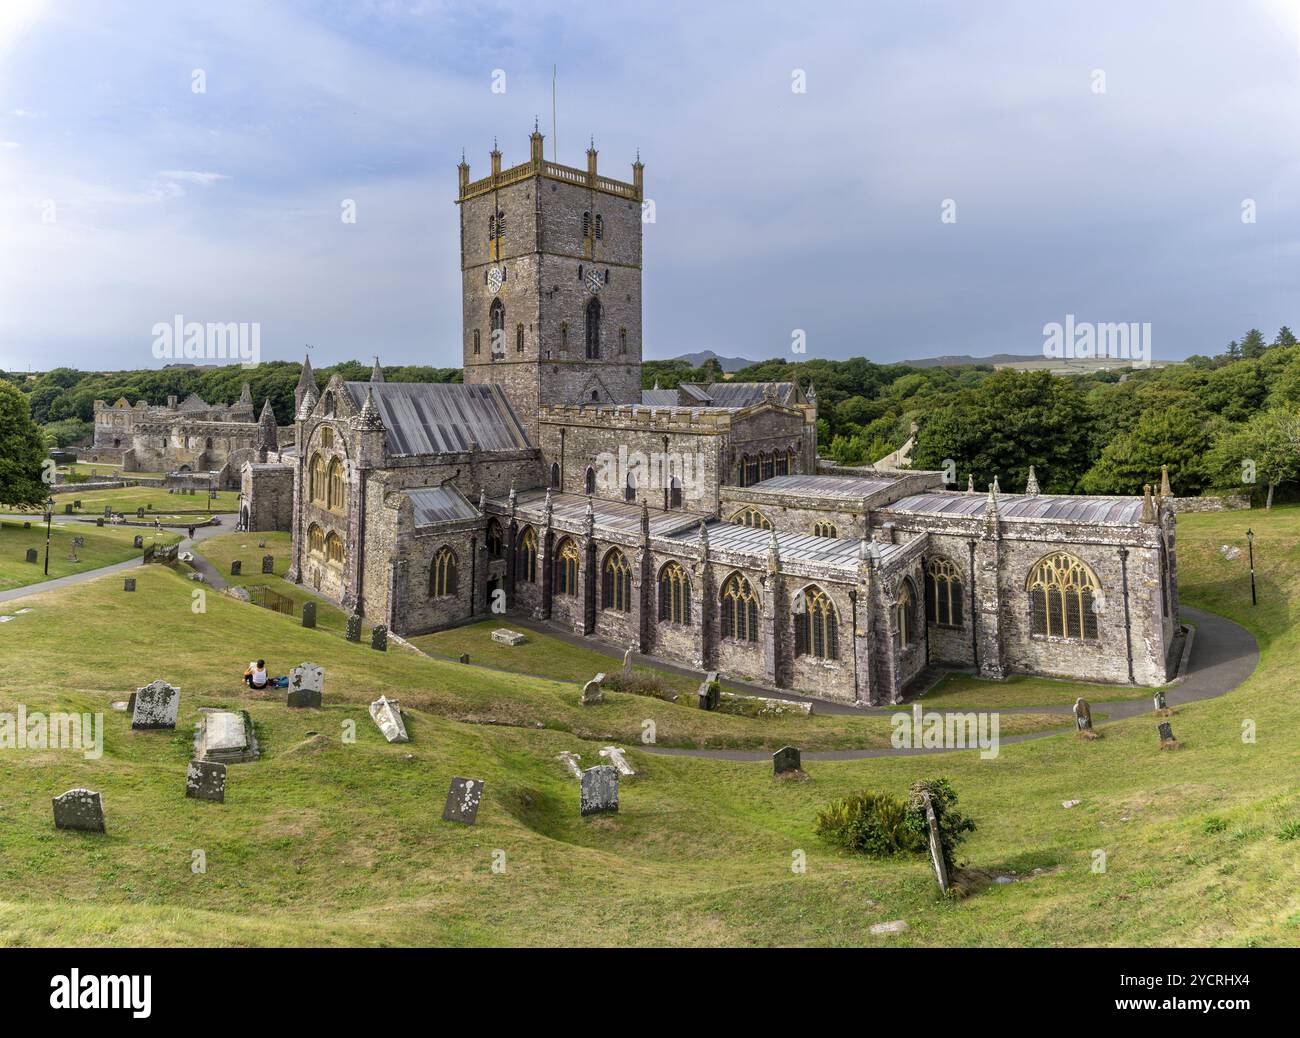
top-left (243, 659), bottom-right (269, 689)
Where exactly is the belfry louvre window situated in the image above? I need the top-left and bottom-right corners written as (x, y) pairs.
top-left (1027, 552), bottom-right (1099, 639)
top-left (431, 546), bottom-right (457, 597)
top-left (595, 214), bottom-right (604, 239)
top-left (658, 562), bottom-right (691, 624)
top-left (555, 539), bottom-right (580, 596)
top-left (794, 585), bottom-right (838, 660)
top-left (720, 572), bottom-right (760, 642)
top-left (582, 211), bottom-right (591, 238)
top-left (926, 556), bottom-right (964, 627)
top-left (602, 549), bottom-right (632, 612)
top-left (517, 526), bottom-right (538, 583)
top-left (731, 507), bottom-right (771, 530)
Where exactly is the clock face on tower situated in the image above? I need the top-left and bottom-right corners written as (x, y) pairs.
top-left (585, 268), bottom-right (603, 294)
top-left (487, 266), bottom-right (503, 294)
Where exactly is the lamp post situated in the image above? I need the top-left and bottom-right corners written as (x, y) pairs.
top-left (42, 495), bottom-right (54, 575)
top-left (1246, 528), bottom-right (1256, 606)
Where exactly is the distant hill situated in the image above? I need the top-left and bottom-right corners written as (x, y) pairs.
top-left (670, 350), bottom-right (762, 373)
top-left (902, 353), bottom-right (1041, 368)
top-left (903, 352), bottom-right (1174, 371)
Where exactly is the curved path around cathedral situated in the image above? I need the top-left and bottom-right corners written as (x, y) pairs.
top-left (641, 606), bottom-right (1259, 761)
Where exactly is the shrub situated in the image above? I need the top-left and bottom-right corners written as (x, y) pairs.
top-left (1202, 816), bottom-right (1228, 835)
top-left (905, 778), bottom-right (977, 874)
top-left (1276, 821), bottom-right (1300, 842)
top-left (814, 791), bottom-right (925, 858)
top-left (602, 670), bottom-right (676, 702)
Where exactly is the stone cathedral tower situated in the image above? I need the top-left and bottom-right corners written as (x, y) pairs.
top-left (457, 127), bottom-right (645, 439)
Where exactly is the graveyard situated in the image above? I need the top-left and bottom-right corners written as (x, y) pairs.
top-left (0, 504), bottom-right (1292, 946)
top-left (0, 519), bottom-right (180, 592)
top-left (26, 486), bottom-right (243, 517)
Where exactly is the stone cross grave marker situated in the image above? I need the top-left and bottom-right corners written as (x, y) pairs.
top-left (442, 777), bottom-right (483, 825)
top-left (369, 696), bottom-right (409, 743)
top-left (287, 663), bottom-right (323, 708)
top-left (345, 614), bottom-right (362, 642)
top-left (1158, 721), bottom-right (1179, 749)
top-left (580, 765), bottom-right (619, 816)
top-left (581, 672), bottom-right (605, 706)
top-left (598, 745), bottom-right (636, 776)
top-left (302, 601), bottom-right (316, 628)
top-left (557, 752), bottom-right (583, 780)
top-left (185, 760), bottom-right (227, 803)
top-left (371, 624), bottom-right (388, 651)
top-left (123, 578), bottom-right (135, 592)
top-left (52, 788), bottom-right (106, 833)
top-left (261, 554), bottom-right (274, 574)
top-left (131, 679), bottom-right (180, 730)
top-left (230, 560), bottom-right (241, 576)
top-left (921, 790), bottom-right (951, 896)
top-left (772, 745), bottom-right (802, 776)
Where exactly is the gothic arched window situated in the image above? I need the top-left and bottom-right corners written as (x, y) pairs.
top-left (794, 584), bottom-right (838, 660)
top-left (594, 214), bottom-right (604, 239)
top-left (669, 476), bottom-right (682, 509)
top-left (327, 457), bottom-right (345, 512)
top-left (895, 578), bottom-right (916, 651)
top-left (550, 463), bottom-right (561, 489)
top-left (776, 451), bottom-right (789, 477)
top-left (325, 531), bottom-right (345, 566)
top-left (813, 521), bottom-right (836, 538)
top-left (926, 556), bottom-right (964, 627)
top-left (431, 546), bottom-right (457, 597)
top-left (731, 507), bottom-right (771, 530)
top-left (517, 526), bottom-right (538, 583)
top-left (486, 519), bottom-right (503, 558)
top-left (307, 523), bottom-right (324, 556)
top-left (602, 548), bottom-right (631, 612)
top-left (585, 467), bottom-right (596, 494)
top-left (744, 456), bottom-right (759, 486)
top-left (555, 538), bottom-right (580, 596)
top-left (1027, 552), bottom-right (1100, 639)
top-left (658, 562), bottom-right (691, 624)
top-left (582, 211), bottom-right (591, 238)
top-left (720, 572), bottom-right (759, 642)
top-left (624, 471), bottom-right (636, 502)
top-left (309, 454), bottom-right (326, 505)
top-left (761, 453), bottom-right (774, 482)
top-left (585, 298), bottom-right (601, 359)
top-left (489, 298), bottom-right (505, 355)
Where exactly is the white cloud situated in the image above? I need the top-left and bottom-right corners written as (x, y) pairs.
top-left (157, 171), bottom-right (230, 187)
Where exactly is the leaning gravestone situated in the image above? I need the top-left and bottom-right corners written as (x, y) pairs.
top-left (301, 601), bottom-right (316, 629)
top-left (921, 790), bottom-right (951, 896)
top-left (581, 672), bottom-right (605, 706)
top-left (457, 652), bottom-right (470, 665)
top-left (442, 777), bottom-right (484, 825)
top-left (697, 675), bottom-right (720, 711)
top-left (261, 554), bottom-right (274, 574)
top-left (371, 624), bottom-right (388, 651)
top-left (580, 765), bottom-right (619, 816)
top-left (230, 560), bottom-right (241, 576)
top-left (287, 662), bottom-right (323, 708)
top-left (369, 696), bottom-right (409, 743)
top-left (185, 760), bottom-right (227, 803)
top-left (133, 535), bottom-right (143, 548)
top-left (52, 788), bottom-right (106, 833)
top-left (24, 548), bottom-right (37, 563)
top-left (1073, 697), bottom-right (1098, 739)
top-left (772, 745), bottom-right (802, 776)
top-left (123, 578), bottom-right (135, 592)
top-left (1158, 721), bottom-right (1179, 750)
top-left (345, 614), bottom-right (362, 642)
top-left (131, 679), bottom-right (179, 730)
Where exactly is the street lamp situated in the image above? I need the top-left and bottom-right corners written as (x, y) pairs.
top-left (1246, 528), bottom-right (1256, 606)
top-left (42, 495), bottom-right (54, 576)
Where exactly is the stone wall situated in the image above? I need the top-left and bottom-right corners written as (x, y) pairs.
top-left (242, 463), bottom-right (293, 532)
top-left (1167, 494), bottom-right (1251, 513)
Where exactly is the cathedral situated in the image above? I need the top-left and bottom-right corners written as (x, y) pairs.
top-left (245, 129), bottom-right (1181, 706)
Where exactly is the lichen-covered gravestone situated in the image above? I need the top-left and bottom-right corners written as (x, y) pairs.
top-left (131, 679), bottom-right (180, 730)
top-left (1158, 721), bottom-right (1179, 750)
top-left (197, 709), bottom-right (259, 763)
top-left (301, 601), bottom-right (316, 629)
top-left (1153, 689), bottom-right (1169, 714)
top-left (185, 759), bottom-right (227, 803)
top-left (581, 672), bottom-right (605, 705)
top-left (1073, 697), bottom-right (1098, 740)
top-left (133, 535), bottom-right (143, 548)
top-left (261, 554), bottom-right (274, 574)
top-left (772, 745), bottom-right (802, 776)
top-left (230, 560), bottom-right (241, 576)
top-left (123, 578), bottom-right (135, 592)
top-left (287, 662), bottom-right (323, 708)
top-left (52, 788), bottom-right (105, 833)
top-left (345, 614), bottom-right (362, 642)
top-left (369, 696), bottom-right (409, 743)
top-left (371, 624), bottom-right (388, 651)
top-left (442, 777), bottom-right (483, 825)
top-left (580, 765), bottom-right (619, 816)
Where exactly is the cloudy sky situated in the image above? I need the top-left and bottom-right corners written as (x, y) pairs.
top-left (1, 0), bottom-right (1298, 373)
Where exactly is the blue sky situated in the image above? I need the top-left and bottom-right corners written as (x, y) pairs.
top-left (1, 0), bottom-right (1298, 372)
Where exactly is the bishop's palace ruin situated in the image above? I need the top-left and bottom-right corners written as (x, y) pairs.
top-left (233, 129), bottom-right (1181, 706)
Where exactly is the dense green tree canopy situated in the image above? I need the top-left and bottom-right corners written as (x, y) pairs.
top-left (0, 382), bottom-right (49, 508)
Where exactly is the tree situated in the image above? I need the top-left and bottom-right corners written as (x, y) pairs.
top-left (1208, 408), bottom-right (1300, 508)
top-left (1079, 402), bottom-right (1222, 495)
top-left (1240, 328), bottom-right (1268, 359)
top-left (0, 382), bottom-right (49, 508)
top-left (1274, 326), bottom-right (1298, 349)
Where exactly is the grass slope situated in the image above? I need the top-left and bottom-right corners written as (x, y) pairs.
top-left (0, 520), bottom-right (179, 593)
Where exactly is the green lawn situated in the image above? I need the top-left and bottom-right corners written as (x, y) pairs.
top-left (32, 487), bottom-right (241, 516)
top-left (59, 462), bottom-right (167, 481)
top-left (0, 520), bottom-right (180, 593)
top-left (920, 672), bottom-right (1154, 709)
top-left (0, 505), bottom-right (1295, 947)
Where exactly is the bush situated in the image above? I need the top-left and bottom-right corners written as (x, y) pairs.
top-left (905, 778), bottom-right (977, 874)
top-left (601, 670), bottom-right (676, 702)
top-left (814, 791), bottom-right (925, 858)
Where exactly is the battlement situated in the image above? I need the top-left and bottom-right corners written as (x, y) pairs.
top-left (458, 130), bottom-right (643, 203)
top-left (538, 402), bottom-right (735, 433)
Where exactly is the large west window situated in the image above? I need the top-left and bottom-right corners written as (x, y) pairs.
top-left (1027, 551), bottom-right (1100, 639)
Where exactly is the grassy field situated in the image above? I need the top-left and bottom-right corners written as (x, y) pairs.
top-left (59, 462), bottom-right (167, 481)
top-left (0, 505), bottom-right (1294, 946)
top-left (920, 672), bottom-right (1154, 709)
top-left (37, 487), bottom-right (242, 516)
top-left (0, 520), bottom-right (180, 593)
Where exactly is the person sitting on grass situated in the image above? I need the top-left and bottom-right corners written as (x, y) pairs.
top-left (243, 659), bottom-right (269, 690)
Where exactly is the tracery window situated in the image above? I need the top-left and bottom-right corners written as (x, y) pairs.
top-left (926, 557), bottom-right (964, 627)
top-left (555, 538), bottom-right (580, 596)
top-left (720, 572), bottom-right (759, 642)
top-left (794, 584), bottom-right (838, 660)
top-left (1027, 552), bottom-right (1100, 639)
top-left (517, 526), bottom-right (538, 583)
top-left (731, 507), bottom-right (771, 530)
top-left (895, 578), bottom-right (916, 651)
top-left (431, 546), bottom-right (457, 597)
top-left (658, 562), bottom-right (691, 624)
top-left (813, 521), bottom-right (837, 538)
top-left (602, 549), bottom-right (631, 612)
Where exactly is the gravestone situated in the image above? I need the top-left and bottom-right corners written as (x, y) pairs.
top-left (302, 601), bottom-right (316, 629)
top-left (196, 710), bottom-right (259, 763)
top-left (581, 672), bottom-right (605, 706)
top-left (24, 549), bottom-right (37, 563)
top-left (697, 675), bottom-right (720, 711)
top-left (52, 788), bottom-right (105, 833)
top-left (1073, 697), bottom-right (1098, 739)
top-left (623, 644), bottom-right (634, 676)
top-left (185, 760), bottom-right (227, 803)
top-left (1158, 721), bottom-right (1179, 749)
top-left (123, 578), bottom-right (135, 592)
top-left (133, 535), bottom-right (143, 548)
top-left (261, 554), bottom-right (274, 574)
top-left (772, 745), bottom-right (802, 776)
top-left (96, 517), bottom-right (104, 527)
top-left (457, 652), bottom-right (470, 664)
top-left (345, 614), bottom-right (362, 642)
top-left (22, 521), bottom-right (30, 529)
top-left (230, 560), bottom-right (241, 576)
top-left (287, 662), bottom-right (324, 708)
top-left (580, 765), bottom-right (619, 816)
top-left (104, 506), bottom-right (112, 516)
top-left (258, 539), bottom-right (266, 549)
top-left (490, 628), bottom-right (526, 646)
top-left (73, 536), bottom-right (84, 547)
top-left (131, 679), bottom-right (180, 730)
top-left (442, 777), bottom-right (483, 825)
top-left (371, 624), bottom-right (388, 651)
top-left (74, 500), bottom-right (81, 508)
top-left (369, 696), bottom-right (409, 743)
top-left (67, 550), bottom-right (79, 563)
top-left (1153, 689), bottom-right (1169, 713)
top-left (921, 790), bottom-right (951, 895)
top-left (64, 503), bottom-right (73, 514)
top-left (136, 507), bottom-right (145, 518)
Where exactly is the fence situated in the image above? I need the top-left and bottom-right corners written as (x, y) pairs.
top-left (248, 585), bottom-right (296, 617)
